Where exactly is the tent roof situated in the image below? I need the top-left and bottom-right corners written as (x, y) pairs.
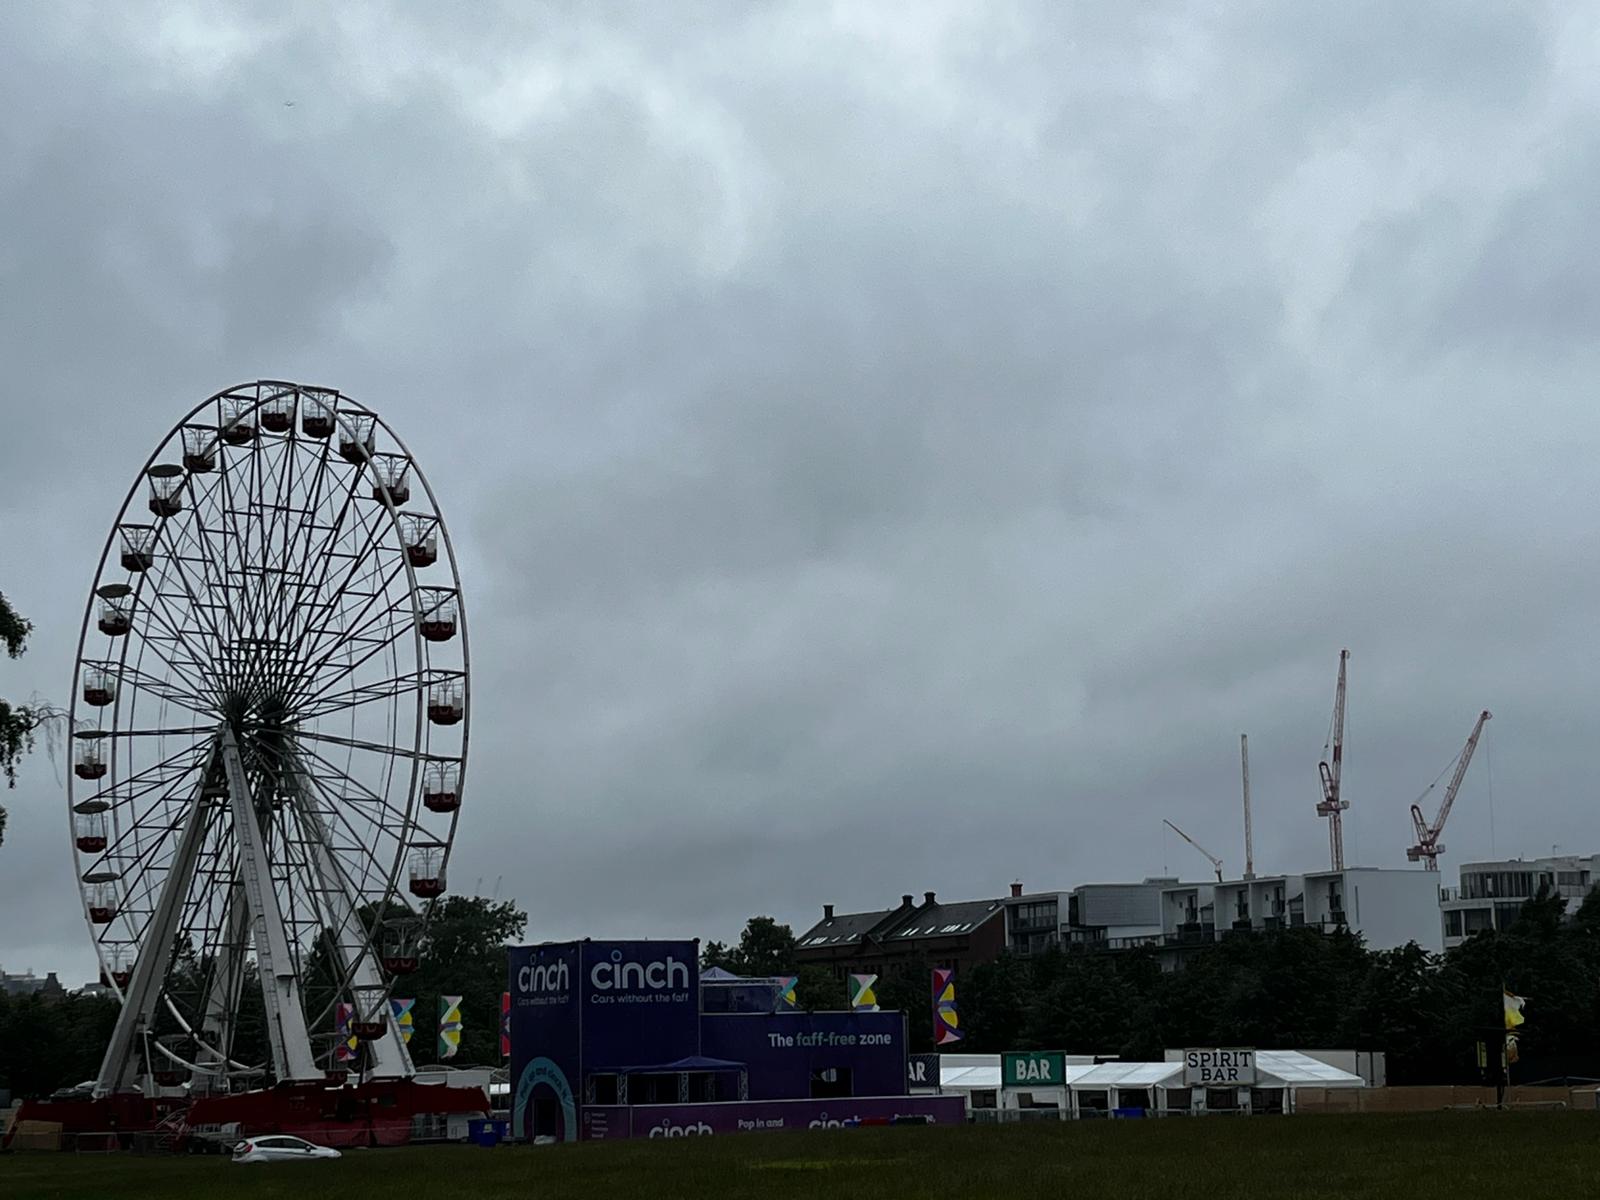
top-left (938, 1054), bottom-right (1001, 1090)
top-left (699, 966), bottom-right (741, 982)
top-left (1255, 1050), bottom-right (1365, 1087)
top-left (1065, 1061), bottom-right (1182, 1088)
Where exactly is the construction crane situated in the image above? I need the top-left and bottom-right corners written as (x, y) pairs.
top-left (1317, 649), bottom-right (1350, 870)
top-left (1407, 710), bottom-right (1492, 870)
top-left (1164, 819), bottom-right (1224, 882)
top-left (1240, 733), bottom-right (1255, 880)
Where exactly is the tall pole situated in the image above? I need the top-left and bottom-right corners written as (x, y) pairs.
top-left (1241, 734), bottom-right (1254, 881)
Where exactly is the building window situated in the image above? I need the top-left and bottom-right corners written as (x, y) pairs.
top-left (1463, 907), bottom-right (1493, 933)
top-left (1494, 902), bottom-right (1524, 929)
top-left (1445, 911), bottom-right (1463, 938)
top-left (1012, 901), bottom-right (1058, 932)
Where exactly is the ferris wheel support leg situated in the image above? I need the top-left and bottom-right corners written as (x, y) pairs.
top-left (92, 774), bottom-right (213, 1099)
top-left (222, 731), bottom-right (323, 1084)
top-left (193, 877), bottom-right (249, 1082)
top-left (289, 771), bottom-right (414, 1079)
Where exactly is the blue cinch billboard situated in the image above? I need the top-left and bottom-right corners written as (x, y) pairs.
top-left (508, 939), bottom-right (699, 1142)
top-left (579, 940), bottom-right (699, 1071)
top-left (508, 942), bottom-right (581, 1143)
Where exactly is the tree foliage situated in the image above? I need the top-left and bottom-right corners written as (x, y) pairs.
top-left (399, 895), bottom-right (526, 1067)
top-left (0, 591), bottom-right (39, 844)
top-left (0, 989), bottom-right (121, 1098)
top-left (701, 915), bottom-right (798, 978)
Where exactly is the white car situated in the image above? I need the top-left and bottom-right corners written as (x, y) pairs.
top-left (232, 1135), bottom-right (343, 1163)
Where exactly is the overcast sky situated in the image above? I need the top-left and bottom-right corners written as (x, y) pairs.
top-left (4, 2), bottom-right (1599, 985)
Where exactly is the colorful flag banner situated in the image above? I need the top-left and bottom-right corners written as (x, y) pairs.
top-left (774, 975), bottom-right (799, 1012)
top-left (849, 974), bottom-right (878, 1012)
top-left (390, 997), bottom-right (415, 1046)
top-left (439, 995), bottom-right (463, 1059)
top-left (1504, 990), bottom-right (1527, 1030)
top-left (500, 991), bottom-right (511, 1059)
top-left (1505, 1033), bottom-right (1520, 1065)
top-left (335, 1001), bottom-right (357, 1063)
top-left (933, 968), bottom-right (962, 1046)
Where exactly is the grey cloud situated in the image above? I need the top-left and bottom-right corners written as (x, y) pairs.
top-left (2, 3), bottom-right (1598, 987)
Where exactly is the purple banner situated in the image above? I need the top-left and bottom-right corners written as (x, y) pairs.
top-left (579, 1094), bottom-right (966, 1140)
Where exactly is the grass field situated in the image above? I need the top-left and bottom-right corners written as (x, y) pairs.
top-left (5, 1111), bottom-right (1600, 1200)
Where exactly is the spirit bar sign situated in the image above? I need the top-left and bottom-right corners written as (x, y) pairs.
top-left (1183, 1048), bottom-right (1256, 1086)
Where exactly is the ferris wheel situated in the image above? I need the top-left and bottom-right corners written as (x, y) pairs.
top-left (68, 381), bottom-right (468, 1095)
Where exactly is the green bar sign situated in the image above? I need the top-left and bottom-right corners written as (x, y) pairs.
top-left (1003, 1051), bottom-right (1065, 1087)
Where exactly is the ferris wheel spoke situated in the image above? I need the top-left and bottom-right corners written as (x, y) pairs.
top-left (275, 450), bottom-right (375, 649)
top-left (92, 724), bottom-right (217, 740)
top-left (290, 757), bottom-right (413, 889)
top-left (249, 438), bottom-right (321, 649)
top-left (123, 549), bottom-right (233, 701)
top-left (231, 440), bottom-right (281, 641)
top-left (287, 568), bottom-right (412, 702)
top-left (281, 781), bottom-right (388, 934)
top-left (291, 741), bottom-right (418, 828)
top-left (288, 503), bottom-right (402, 658)
top-left (291, 668), bottom-right (427, 723)
top-left (102, 657), bottom-right (215, 718)
top-left (78, 739), bottom-right (209, 808)
top-left (288, 624), bottom-right (414, 716)
top-left (157, 464), bottom-right (245, 654)
top-left (289, 727), bottom-right (429, 761)
top-left (242, 437), bottom-right (307, 642)
top-left (258, 440), bottom-right (341, 646)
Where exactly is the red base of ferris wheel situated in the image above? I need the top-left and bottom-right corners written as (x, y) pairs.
top-left (5, 1079), bottom-right (490, 1152)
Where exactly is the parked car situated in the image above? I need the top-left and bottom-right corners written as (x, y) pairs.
top-left (232, 1135), bottom-right (342, 1163)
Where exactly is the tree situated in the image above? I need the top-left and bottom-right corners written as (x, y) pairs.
top-left (1, 591), bottom-right (39, 845)
top-left (400, 896), bottom-right (526, 1066)
top-left (701, 916), bottom-right (798, 978)
top-left (0, 988), bottom-right (121, 1099)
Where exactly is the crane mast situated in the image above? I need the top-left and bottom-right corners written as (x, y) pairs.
top-left (1241, 734), bottom-right (1254, 880)
top-left (1407, 710), bottom-right (1492, 870)
top-left (1317, 649), bottom-right (1350, 870)
top-left (1164, 818), bottom-right (1224, 883)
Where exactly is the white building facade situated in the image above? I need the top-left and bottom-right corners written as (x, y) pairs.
top-left (1439, 855), bottom-right (1598, 949)
top-left (1160, 867), bottom-right (1442, 953)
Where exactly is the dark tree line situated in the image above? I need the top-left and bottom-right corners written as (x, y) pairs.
top-left (708, 889), bottom-right (1600, 1084)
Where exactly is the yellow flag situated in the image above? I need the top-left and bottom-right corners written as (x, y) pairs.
top-left (1503, 990), bottom-right (1526, 1030)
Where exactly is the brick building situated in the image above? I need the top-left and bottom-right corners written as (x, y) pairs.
top-left (794, 891), bottom-right (1007, 978)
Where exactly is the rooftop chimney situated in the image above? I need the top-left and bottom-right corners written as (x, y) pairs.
top-left (923, 891), bottom-right (937, 906)
top-left (1010, 881), bottom-right (1024, 898)
top-left (901, 894), bottom-right (914, 907)
top-left (823, 903), bottom-right (834, 921)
